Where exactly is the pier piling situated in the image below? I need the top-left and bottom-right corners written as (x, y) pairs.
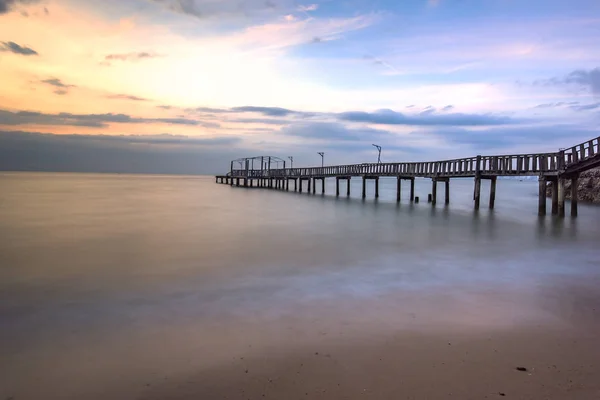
top-left (489, 177), bottom-right (496, 209)
top-left (571, 175), bottom-right (578, 217)
top-left (474, 176), bottom-right (481, 210)
top-left (558, 178), bottom-right (565, 217)
top-left (538, 177), bottom-right (547, 216)
top-left (551, 178), bottom-right (558, 215)
top-left (362, 177), bottom-right (366, 199)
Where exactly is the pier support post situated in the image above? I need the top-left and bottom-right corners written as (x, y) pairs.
top-left (551, 179), bottom-right (558, 215)
top-left (571, 175), bottom-right (578, 217)
top-left (308, 178), bottom-right (311, 194)
top-left (312, 178), bottom-right (316, 194)
top-left (445, 179), bottom-right (450, 205)
top-left (299, 179), bottom-right (303, 193)
top-left (375, 177), bottom-right (379, 199)
top-left (396, 177), bottom-right (401, 203)
top-left (489, 177), bottom-right (496, 209)
top-left (347, 178), bottom-right (351, 197)
top-left (410, 178), bottom-right (415, 202)
top-left (431, 179), bottom-right (437, 205)
top-left (244, 178), bottom-right (248, 188)
top-left (538, 177), bottom-right (547, 215)
top-left (362, 177), bottom-right (366, 199)
top-left (558, 178), bottom-right (565, 217)
top-left (286, 179), bottom-right (289, 191)
top-left (336, 178), bottom-right (340, 197)
top-left (322, 178), bottom-right (325, 194)
top-left (474, 175), bottom-right (481, 210)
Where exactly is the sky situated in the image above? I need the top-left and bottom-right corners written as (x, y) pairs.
top-left (1, 0), bottom-right (599, 174)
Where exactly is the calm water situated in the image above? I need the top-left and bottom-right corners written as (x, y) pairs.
top-left (1, 172), bottom-right (599, 399)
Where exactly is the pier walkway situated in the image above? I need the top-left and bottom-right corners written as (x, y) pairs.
top-left (216, 135), bottom-right (600, 217)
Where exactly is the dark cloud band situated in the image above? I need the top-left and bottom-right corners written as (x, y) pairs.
top-left (0, 41), bottom-right (38, 55)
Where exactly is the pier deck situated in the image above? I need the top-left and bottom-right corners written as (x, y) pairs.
top-left (216, 136), bottom-right (600, 217)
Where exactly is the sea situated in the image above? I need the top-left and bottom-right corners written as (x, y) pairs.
top-left (1, 172), bottom-right (599, 399)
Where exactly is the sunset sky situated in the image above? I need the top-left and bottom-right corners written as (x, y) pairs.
top-left (1, 0), bottom-right (599, 174)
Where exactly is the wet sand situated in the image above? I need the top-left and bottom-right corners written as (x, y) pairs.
top-left (142, 327), bottom-right (600, 400)
top-left (3, 280), bottom-right (599, 400)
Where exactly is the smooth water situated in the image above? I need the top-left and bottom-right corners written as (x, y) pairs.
top-left (1, 172), bottom-right (599, 399)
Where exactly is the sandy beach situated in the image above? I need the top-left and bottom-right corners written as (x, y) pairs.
top-left (141, 328), bottom-right (600, 400)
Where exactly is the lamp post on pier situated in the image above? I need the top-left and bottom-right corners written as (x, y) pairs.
top-left (318, 152), bottom-right (324, 167)
top-left (372, 144), bottom-right (382, 163)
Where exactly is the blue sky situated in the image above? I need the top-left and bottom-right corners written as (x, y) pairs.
top-left (0, 0), bottom-right (599, 173)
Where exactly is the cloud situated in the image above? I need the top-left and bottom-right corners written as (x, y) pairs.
top-left (432, 125), bottom-right (597, 151)
top-left (337, 109), bottom-right (515, 127)
top-left (534, 102), bottom-right (568, 109)
top-left (0, 0), bottom-right (39, 14)
top-left (0, 130), bottom-right (242, 175)
top-left (149, 0), bottom-right (296, 19)
top-left (442, 105), bottom-right (454, 112)
top-left (230, 117), bottom-right (290, 125)
top-left (104, 52), bottom-right (160, 62)
top-left (281, 121), bottom-right (394, 142)
top-left (191, 106), bottom-right (230, 113)
top-left (419, 106), bottom-right (436, 116)
top-left (0, 41), bottom-right (38, 56)
top-left (231, 106), bottom-right (295, 116)
top-left (532, 101), bottom-right (599, 111)
top-left (298, 4), bottom-right (318, 11)
top-left (0, 109), bottom-right (220, 128)
top-left (40, 78), bottom-right (77, 95)
top-left (563, 68), bottom-right (600, 95)
top-left (278, 122), bottom-right (422, 154)
top-left (41, 78), bottom-right (76, 88)
top-left (107, 94), bottom-right (150, 101)
top-left (570, 102), bottom-right (600, 112)
top-left (536, 68), bottom-right (600, 95)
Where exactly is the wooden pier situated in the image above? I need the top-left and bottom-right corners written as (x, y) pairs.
top-left (216, 136), bottom-right (600, 217)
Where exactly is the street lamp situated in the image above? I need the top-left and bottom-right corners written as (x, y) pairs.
top-left (288, 156), bottom-right (294, 168)
top-left (317, 152), bottom-right (324, 167)
top-left (372, 144), bottom-right (382, 163)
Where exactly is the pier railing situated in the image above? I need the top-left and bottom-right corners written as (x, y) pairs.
top-left (228, 135), bottom-right (600, 179)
